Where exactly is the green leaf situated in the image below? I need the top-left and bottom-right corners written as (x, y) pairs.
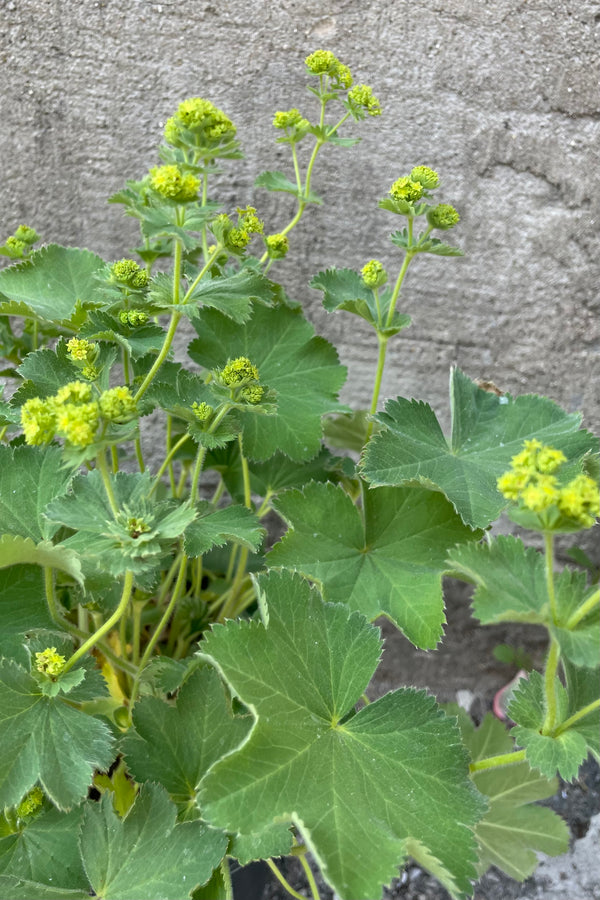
top-left (207, 444), bottom-right (346, 503)
top-left (361, 367), bottom-right (598, 528)
top-left (189, 304), bottom-right (347, 461)
top-left (255, 170), bottom-right (322, 204)
top-left (323, 409), bottom-right (371, 453)
top-left (12, 344), bottom-right (80, 404)
top-left (80, 311), bottom-right (166, 358)
top-left (0, 659), bottom-right (115, 809)
top-left (509, 671), bottom-right (590, 781)
top-left (183, 269), bottom-right (274, 323)
top-left (0, 445), bottom-right (75, 541)
top-left (79, 784), bottom-right (226, 900)
top-left (0, 245), bottom-right (105, 325)
top-left (311, 267), bottom-right (411, 335)
top-left (0, 566), bottom-right (55, 652)
top-left (0, 805), bottom-right (88, 896)
top-left (0, 535), bottom-right (83, 587)
top-left (452, 709), bottom-right (568, 880)
top-left (562, 659), bottom-right (600, 758)
top-left (122, 668), bottom-right (251, 803)
top-left (268, 482), bottom-right (479, 648)
top-left (198, 571), bottom-right (485, 900)
top-left (448, 536), bottom-right (600, 667)
top-left (45, 470), bottom-right (196, 581)
top-left (184, 503), bottom-right (264, 558)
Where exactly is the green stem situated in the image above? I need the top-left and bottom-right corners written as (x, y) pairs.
top-left (326, 110), bottom-right (351, 136)
top-left (96, 450), bottom-right (119, 518)
top-left (553, 698), bottom-right (600, 737)
top-left (544, 532), bottom-right (558, 623)
top-left (110, 444), bottom-right (119, 474)
top-left (150, 433), bottom-right (191, 498)
top-left (565, 587), bottom-right (600, 629)
top-left (298, 853), bottom-right (321, 900)
top-left (385, 250), bottom-right (414, 329)
top-left (133, 309), bottom-right (182, 403)
top-left (131, 599), bottom-right (145, 666)
top-left (201, 174), bottom-right (210, 262)
top-left (123, 348), bottom-right (131, 386)
top-left (134, 434), bottom-right (145, 473)
top-left (221, 857), bottom-right (233, 900)
top-left (291, 141), bottom-right (302, 193)
top-left (469, 749), bottom-right (526, 773)
top-left (541, 638), bottom-right (561, 735)
top-left (266, 860), bottom-right (308, 900)
top-left (166, 415), bottom-right (177, 496)
top-left (181, 245), bottom-right (222, 305)
top-left (218, 435), bottom-right (251, 621)
top-left (189, 404), bottom-right (232, 503)
top-left (44, 566), bottom-right (59, 621)
top-left (62, 571), bottom-right (134, 675)
top-left (366, 333), bottom-right (389, 441)
top-left (129, 553), bottom-right (188, 706)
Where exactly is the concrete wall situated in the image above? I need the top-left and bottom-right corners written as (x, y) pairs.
top-left (1, 0), bottom-right (599, 436)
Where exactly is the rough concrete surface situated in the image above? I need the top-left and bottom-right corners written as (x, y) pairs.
top-left (1, 4), bottom-right (599, 898)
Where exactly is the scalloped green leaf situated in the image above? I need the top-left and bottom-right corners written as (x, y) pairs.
top-left (188, 304), bottom-right (347, 461)
top-left (79, 784), bottom-right (226, 900)
top-left (311, 267), bottom-right (411, 335)
top-left (122, 668), bottom-right (251, 804)
top-left (80, 311), bottom-right (166, 358)
top-left (0, 566), bottom-right (55, 655)
top-left (0, 805), bottom-right (88, 897)
top-left (0, 245), bottom-right (105, 325)
top-left (12, 344), bottom-right (80, 405)
top-left (255, 170), bottom-right (322, 204)
top-left (183, 269), bottom-right (274, 322)
top-left (361, 367), bottom-right (598, 528)
top-left (0, 659), bottom-right (115, 809)
top-left (183, 503), bottom-right (264, 558)
top-left (0, 535), bottom-right (83, 587)
top-left (509, 671), bottom-right (592, 781)
top-left (451, 708), bottom-right (568, 881)
top-left (268, 482), bottom-right (479, 648)
top-left (198, 571), bottom-right (485, 900)
top-left (448, 536), bottom-right (600, 667)
top-left (0, 445), bottom-right (75, 541)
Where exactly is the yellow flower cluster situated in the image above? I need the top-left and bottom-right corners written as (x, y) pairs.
top-left (67, 337), bottom-right (96, 363)
top-left (390, 176), bottom-right (425, 203)
top-left (111, 258), bottom-right (149, 289)
top-left (221, 357), bottom-right (260, 386)
top-left (273, 108), bottom-right (308, 130)
top-left (497, 439), bottom-right (600, 528)
top-left (361, 259), bottom-right (388, 289)
top-left (149, 165), bottom-right (199, 203)
top-left (192, 401), bottom-right (213, 422)
top-left (305, 50), bottom-right (352, 88)
top-left (164, 97), bottom-right (236, 146)
top-left (35, 647), bottom-right (66, 678)
top-left (427, 203), bottom-right (460, 230)
top-left (20, 381), bottom-right (137, 449)
top-left (265, 233), bottom-right (289, 259)
top-left (16, 786), bottom-right (44, 820)
top-left (347, 84), bottom-right (382, 117)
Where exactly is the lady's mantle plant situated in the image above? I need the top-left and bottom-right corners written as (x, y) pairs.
top-left (0, 50), bottom-right (598, 900)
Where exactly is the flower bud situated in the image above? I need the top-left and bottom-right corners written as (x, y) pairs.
top-left (410, 166), bottom-right (439, 190)
top-left (149, 165), bottom-right (200, 203)
top-left (390, 177), bottom-right (424, 203)
top-left (347, 84), bottom-right (382, 116)
top-left (221, 357), bottom-right (260, 386)
top-left (427, 203), bottom-right (460, 230)
top-left (35, 647), bottom-right (66, 678)
top-left (361, 259), bottom-right (388, 289)
top-left (99, 386), bottom-right (137, 423)
top-left (265, 233), bottom-right (289, 259)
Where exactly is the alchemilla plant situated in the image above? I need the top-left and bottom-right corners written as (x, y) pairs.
top-left (0, 50), bottom-right (598, 900)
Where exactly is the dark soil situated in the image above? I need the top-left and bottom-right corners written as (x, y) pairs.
top-left (258, 581), bottom-right (600, 900)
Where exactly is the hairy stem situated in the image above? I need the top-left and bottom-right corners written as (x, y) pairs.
top-left (469, 749), bottom-right (527, 773)
top-left (553, 698), bottom-right (600, 737)
top-left (541, 637), bottom-right (561, 735)
top-left (62, 571), bottom-right (134, 674)
top-left (565, 587), bottom-right (600, 630)
top-left (96, 449), bottom-right (119, 518)
top-left (266, 860), bottom-right (308, 900)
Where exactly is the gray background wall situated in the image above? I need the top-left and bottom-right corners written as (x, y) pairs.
top-left (1, 0), bottom-right (599, 434)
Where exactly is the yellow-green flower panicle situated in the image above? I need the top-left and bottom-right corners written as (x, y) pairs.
top-left (390, 176), bottom-right (424, 204)
top-left (16, 787), bottom-right (44, 821)
top-left (237, 206), bottom-right (264, 235)
top-left (166, 97), bottom-right (237, 144)
top-left (427, 203), bottom-right (460, 230)
top-left (305, 50), bottom-right (353, 88)
top-left (111, 259), bottom-right (149, 290)
top-left (192, 401), bottom-right (213, 422)
top-left (149, 165), bottom-right (200, 203)
top-left (119, 309), bottom-right (149, 327)
top-left (99, 386), bottom-right (137, 423)
top-left (557, 474), bottom-right (600, 528)
top-left (35, 647), bottom-right (66, 678)
top-left (21, 397), bottom-right (56, 446)
top-left (67, 337), bottom-right (97, 364)
top-left (265, 233), bottom-right (290, 259)
top-left (221, 357), bottom-right (260, 386)
top-left (55, 401), bottom-right (100, 448)
top-left (14, 224), bottom-right (40, 245)
top-left (273, 109), bottom-right (309, 131)
top-left (361, 259), bottom-right (388, 289)
top-left (347, 84), bottom-right (382, 117)
top-left (497, 439), bottom-right (600, 530)
top-left (410, 166), bottom-right (439, 190)
top-left (241, 385), bottom-right (265, 404)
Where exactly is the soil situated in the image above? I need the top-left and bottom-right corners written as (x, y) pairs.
top-left (258, 580), bottom-right (600, 900)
